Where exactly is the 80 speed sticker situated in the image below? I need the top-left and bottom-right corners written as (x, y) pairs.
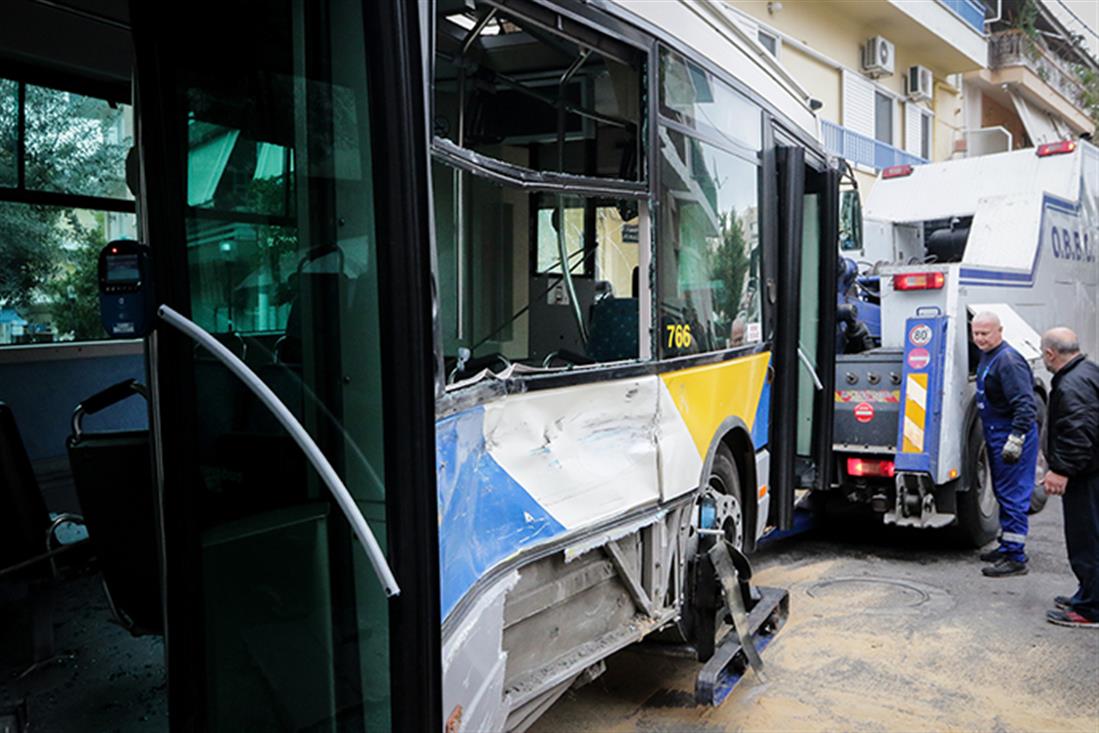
top-left (908, 324), bottom-right (933, 346)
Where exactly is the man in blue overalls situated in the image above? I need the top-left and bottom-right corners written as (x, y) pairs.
top-left (972, 312), bottom-right (1039, 577)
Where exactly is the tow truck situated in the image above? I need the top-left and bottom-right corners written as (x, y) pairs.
top-left (828, 140), bottom-right (1099, 544)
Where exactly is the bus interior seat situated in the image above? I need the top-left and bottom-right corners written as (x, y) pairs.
top-left (586, 296), bottom-right (638, 363)
top-left (2, 401), bottom-right (92, 666)
top-left (66, 380), bottom-right (162, 635)
top-left (0, 402), bottom-right (55, 574)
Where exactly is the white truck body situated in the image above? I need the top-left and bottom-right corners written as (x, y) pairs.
top-left (838, 142), bottom-right (1099, 532)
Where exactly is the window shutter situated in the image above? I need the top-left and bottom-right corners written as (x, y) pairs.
top-left (842, 70), bottom-right (874, 138)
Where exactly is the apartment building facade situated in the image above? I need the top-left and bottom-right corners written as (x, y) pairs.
top-left (725, 0), bottom-right (1097, 190)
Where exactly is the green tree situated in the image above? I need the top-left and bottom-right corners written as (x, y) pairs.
top-left (0, 80), bottom-right (129, 318)
top-left (712, 210), bottom-right (750, 327)
top-left (42, 213), bottom-right (106, 340)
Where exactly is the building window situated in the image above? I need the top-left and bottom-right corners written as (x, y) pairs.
top-left (758, 29), bottom-right (779, 57)
top-left (921, 112), bottom-right (931, 160)
top-left (875, 91), bottom-right (893, 146)
top-left (0, 78), bottom-right (135, 345)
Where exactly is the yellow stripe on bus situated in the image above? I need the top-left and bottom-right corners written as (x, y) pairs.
top-left (660, 352), bottom-right (770, 459)
top-left (902, 373), bottom-right (929, 453)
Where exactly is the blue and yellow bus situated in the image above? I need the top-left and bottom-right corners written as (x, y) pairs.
top-left (0, 0), bottom-right (839, 729)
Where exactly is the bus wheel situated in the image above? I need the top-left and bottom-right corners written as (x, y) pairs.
top-left (954, 419), bottom-right (999, 547)
top-left (699, 444), bottom-right (744, 552)
top-left (677, 444), bottom-right (744, 660)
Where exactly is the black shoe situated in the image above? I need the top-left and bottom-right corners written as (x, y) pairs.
top-left (979, 547), bottom-right (1005, 563)
top-left (1054, 595), bottom-right (1075, 610)
top-left (982, 558), bottom-right (1028, 577)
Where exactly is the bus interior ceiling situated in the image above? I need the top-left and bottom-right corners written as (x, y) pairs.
top-left (434, 2), bottom-right (646, 377)
top-left (1, 2), bottom-right (165, 730)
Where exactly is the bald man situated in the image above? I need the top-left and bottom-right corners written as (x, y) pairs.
top-left (971, 312), bottom-right (1039, 577)
top-left (1040, 327), bottom-right (1099, 628)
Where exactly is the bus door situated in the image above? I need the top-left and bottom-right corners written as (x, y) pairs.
top-left (770, 142), bottom-right (838, 529)
top-left (130, 1), bottom-right (439, 730)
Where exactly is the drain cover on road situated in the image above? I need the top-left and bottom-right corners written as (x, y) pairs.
top-left (804, 576), bottom-right (953, 615)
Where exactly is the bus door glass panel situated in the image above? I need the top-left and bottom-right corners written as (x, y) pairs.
top-left (797, 191), bottom-right (821, 462)
top-left (162, 0), bottom-right (391, 728)
top-left (793, 166), bottom-right (835, 489)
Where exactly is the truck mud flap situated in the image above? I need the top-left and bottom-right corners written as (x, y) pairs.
top-left (694, 585), bottom-right (789, 706)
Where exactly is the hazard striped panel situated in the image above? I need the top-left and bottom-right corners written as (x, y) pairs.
top-left (902, 373), bottom-right (928, 453)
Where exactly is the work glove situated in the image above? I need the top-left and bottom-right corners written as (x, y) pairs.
top-left (1001, 433), bottom-right (1025, 464)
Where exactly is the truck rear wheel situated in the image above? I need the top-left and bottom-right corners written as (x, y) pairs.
top-left (1030, 395), bottom-right (1049, 515)
top-left (954, 419), bottom-right (999, 546)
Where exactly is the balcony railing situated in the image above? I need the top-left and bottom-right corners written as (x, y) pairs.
top-left (989, 30), bottom-right (1088, 110)
top-left (937, 0), bottom-right (987, 35)
top-left (821, 120), bottom-right (927, 171)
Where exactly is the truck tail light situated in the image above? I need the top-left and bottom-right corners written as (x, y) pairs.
top-left (847, 457), bottom-right (895, 478)
top-left (893, 272), bottom-right (945, 290)
top-left (1036, 140), bottom-right (1076, 157)
top-left (882, 164), bottom-right (914, 179)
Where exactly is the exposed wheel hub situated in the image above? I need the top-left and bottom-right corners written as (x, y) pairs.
top-left (699, 484), bottom-right (743, 551)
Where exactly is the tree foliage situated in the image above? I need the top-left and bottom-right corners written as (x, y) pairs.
top-left (712, 210), bottom-right (750, 327)
top-left (0, 80), bottom-right (129, 337)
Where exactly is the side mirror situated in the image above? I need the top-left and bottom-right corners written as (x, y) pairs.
top-left (839, 189), bottom-right (863, 252)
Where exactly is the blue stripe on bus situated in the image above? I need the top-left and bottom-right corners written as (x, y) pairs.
top-left (751, 376), bottom-right (770, 449)
top-left (436, 407), bottom-right (567, 620)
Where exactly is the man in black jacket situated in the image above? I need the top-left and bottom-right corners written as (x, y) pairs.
top-left (1040, 327), bottom-right (1099, 628)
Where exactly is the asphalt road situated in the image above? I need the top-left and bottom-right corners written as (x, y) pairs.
top-left (531, 496), bottom-right (1099, 733)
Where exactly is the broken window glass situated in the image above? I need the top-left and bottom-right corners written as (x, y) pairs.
top-left (434, 3), bottom-right (644, 182)
top-left (435, 162), bottom-right (642, 382)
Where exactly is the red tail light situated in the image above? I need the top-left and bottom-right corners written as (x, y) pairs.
top-left (847, 457), bottom-right (895, 478)
top-left (1036, 140), bottom-right (1076, 157)
top-left (893, 272), bottom-right (945, 290)
top-left (882, 164), bottom-right (914, 179)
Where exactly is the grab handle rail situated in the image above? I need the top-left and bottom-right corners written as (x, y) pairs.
top-left (157, 305), bottom-right (400, 597)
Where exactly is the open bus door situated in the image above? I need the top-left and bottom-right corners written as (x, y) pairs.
top-left (130, 1), bottom-right (440, 730)
top-left (769, 141), bottom-right (839, 530)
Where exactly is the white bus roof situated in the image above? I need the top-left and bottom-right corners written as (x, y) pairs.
top-left (605, 0), bottom-right (820, 144)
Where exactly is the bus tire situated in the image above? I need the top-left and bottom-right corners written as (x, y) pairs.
top-left (705, 444), bottom-right (745, 552)
top-left (666, 444), bottom-right (745, 657)
top-left (954, 418), bottom-right (999, 547)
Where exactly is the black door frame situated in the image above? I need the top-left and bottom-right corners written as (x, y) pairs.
top-left (767, 137), bottom-right (839, 530)
top-left (131, 0), bottom-right (440, 729)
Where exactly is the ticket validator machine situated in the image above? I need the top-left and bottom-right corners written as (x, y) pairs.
top-left (97, 240), bottom-right (155, 339)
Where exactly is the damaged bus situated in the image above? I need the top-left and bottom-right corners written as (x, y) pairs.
top-left (1, 0), bottom-right (840, 730)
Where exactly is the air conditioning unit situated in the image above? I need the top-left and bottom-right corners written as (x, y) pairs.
top-left (862, 36), bottom-right (895, 78)
top-left (907, 65), bottom-right (934, 102)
